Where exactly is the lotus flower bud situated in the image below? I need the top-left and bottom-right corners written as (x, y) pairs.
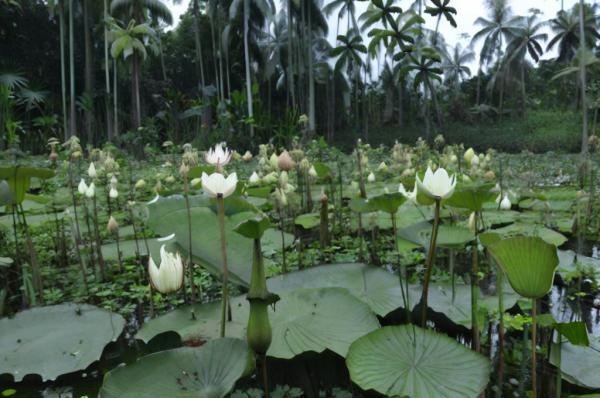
top-left (263, 172), bottom-right (278, 184)
top-left (274, 188), bottom-right (287, 206)
top-left (190, 178), bottom-right (202, 188)
top-left (165, 175), bottom-right (175, 184)
top-left (308, 165), bottom-right (318, 178)
top-left (107, 216), bottom-right (119, 233)
top-left (85, 182), bottom-right (95, 198)
top-left (277, 150), bottom-right (295, 172)
top-left (49, 149), bottom-right (58, 162)
top-left (299, 158), bottom-right (310, 171)
top-left (450, 154), bottom-right (458, 163)
top-left (269, 153), bottom-right (278, 169)
top-left (279, 171), bottom-right (288, 187)
top-left (179, 163), bottom-right (189, 178)
top-left (71, 150), bottom-right (82, 160)
top-left (88, 162), bottom-right (97, 178)
top-left (249, 171), bottom-right (260, 185)
top-left (242, 150), bottom-right (253, 161)
top-left (468, 212), bottom-right (477, 233)
top-left (109, 187), bottom-right (118, 199)
top-left (135, 179), bottom-right (146, 190)
top-left (78, 179), bottom-right (88, 195)
top-left (464, 148), bottom-right (475, 164)
top-left (500, 195), bottom-right (511, 210)
top-left (110, 175), bottom-right (118, 188)
top-left (484, 170), bottom-right (496, 180)
top-left (471, 155), bottom-right (480, 167)
top-left (367, 172), bottom-right (375, 183)
top-left (377, 162), bottom-right (388, 172)
top-left (148, 245), bottom-right (184, 294)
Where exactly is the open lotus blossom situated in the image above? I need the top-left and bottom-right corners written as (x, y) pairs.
top-left (500, 195), bottom-right (511, 210)
top-left (85, 182), bottom-right (95, 198)
top-left (416, 167), bottom-right (456, 200)
top-left (88, 162), bottom-right (97, 178)
top-left (201, 172), bottom-right (238, 198)
top-left (78, 179), bottom-right (88, 195)
top-left (205, 143), bottom-right (232, 166)
top-left (399, 183), bottom-right (417, 203)
top-left (148, 245), bottom-right (184, 294)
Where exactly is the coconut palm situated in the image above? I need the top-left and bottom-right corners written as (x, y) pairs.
top-left (330, 30), bottom-right (366, 118)
top-left (323, 0), bottom-right (359, 33)
top-left (110, 0), bottom-right (172, 24)
top-left (504, 14), bottom-right (547, 116)
top-left (546, 4), bottom-right (599, 63)
top-left (471, 0), bottom-right (513, 106)
top-left (108, 19), bottom-right (158, 129)
top-left (441, 43), bottom-right (474, 94)
top-left (425, 0), bottom-right (457, 45)
top-left (359, 0), bottom-right (403, 32)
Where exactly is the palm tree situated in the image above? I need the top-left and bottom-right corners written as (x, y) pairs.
top-left (47, 0), bottom-right (69, 139)
top-left (546, 4), bottom-right (599, 63)
top-left (330, 30), bottom-right (366, 119)
top-left (323, 0), bottom-right (359, 34)
top-left (504, 14), bottom-right (547, 116)
top-left (441, 43), bottom-right (474, 94)
top-left (68, 0), bottom-right (76, 137)
top-left (103, 0), bottom-right (113, 140)
top-left (424, 0), bottom-right (457, 45)
top-left (108, 19), bottom-right (158, 129)
top-left (471, 0), bottom-right (513, 106)
top-left (110, 0), bottom-right (172, 128)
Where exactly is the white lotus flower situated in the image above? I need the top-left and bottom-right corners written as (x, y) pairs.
top-left (471, 155), bottom-right (480, 167)
top-left (88, 162), bottom-right (97, 178)
top-left (109, 187), bottom-right (118, 199)
top-left (205, 143), bottom-right (232, 166)
top-left (500, 195), bottom-right (511, 210)
top-left (148, 245), bottom-right (184, 294)
top-left (78, 179), bottom-right (88, 195)
top-left (249, 171), bottom-right (260, 185)
top-left (201, 172), bottom-right (238, 198)
top-left (85, 182), bottom-right (95, 198)
top-left (416, 167), bottom-right (456, 200)
top-left (308, 166), bottom-right (318, 178)
top-left (377, 162), bottom-right (388, 172)
top-left (399, 183), bottom-right (417, 203)
top-left (367, 172), bottom-right (375, 182)
top-left (464, 148), bottom-right (475, 164)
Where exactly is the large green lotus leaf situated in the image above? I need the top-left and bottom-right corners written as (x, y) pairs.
top-left (446, 182), bottom-right (496, 211)
top-left (557, 249), bottom-right (600, 283)
top-left (399, 222), bottom-right (475, 249)
top-left (488, 236), bottom-right (559, 299)
top-left (101, 238), bottom-right (164, 261)
top-left (550, 337), bottom-right (600, 389)
top-left (492, 222), bottom-right (567, 246)
top-left (99, 338), bottom-right (253, 398)
top-left (346, 325), bottom-right (491, 398)
top-left (266, 263), bottom-right (411, 316)
top-left (412, 282), bottom-right (519, 328)
top-left (0, 303), bottom-right (125, 382)
top-left (137, 287), bottom-right (379, 359)
top-left (147, 194), bottom-right (292, 286)
top-left (350, 203), bottom-right (432, 232)
top-left (0, 181), bottom-right (14, 207)
top-left (483, 210), bottom-right (520, 226)
top-left (0, 166), bottom-right (55, 204)
top-left (294, 213), bottom-right (320, 229)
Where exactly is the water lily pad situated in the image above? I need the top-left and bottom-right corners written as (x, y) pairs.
top-left (346, 325), bottom-right (491, 398)
top-left (147, 195), bottom-right (292, 286)
top-left (100, 338), bottom-right (253, 398)
top-left (492, 222), bottom-right (567, 246)
top-left (550, 337), bottom-right (600, 389)
top-left (137, 287), bottom-right (379, 359)
top-left (0, 303), bottom-right (125, 382)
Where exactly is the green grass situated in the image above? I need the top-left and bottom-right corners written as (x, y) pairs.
top-left (345, 110), bottom-right (585, 153)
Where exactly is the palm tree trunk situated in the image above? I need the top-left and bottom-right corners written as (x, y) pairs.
top-left (68, 0), bottom-right (76, 137)
top-left (475, 66), bottom-right (482, 105)
top-left (579, 0), bottom-right (588, 156)
top-left (521, 63), bottom-right (527, 119)
top-left (104, 0), bottom-right (113, 141)
top-left (243, 0), bottom-right (254, 137)
top-left (157, 31), bottom-right (167, 81)
top-left (210, 9), bottom-right (220, 101)
top-left (307, 1), bottom-right (315, 135)
top-left (83, 0), bottom-right (94, 145)
top-left (192, 0), bottom-right (205, 88)
top-left (113, 58), bottom-right (118, 136)
top-left (132, 53), bottom-right (141, 129)
top-left (287, 0), bottom-right (296, 109)
top-left (59, 1), bottom-right (68, 140)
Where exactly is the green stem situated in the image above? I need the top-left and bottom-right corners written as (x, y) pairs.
top-left (184, 177), bottom-right (196, 302)
top-left (497, 263), bottom-right (505, 393)
top-left (472, 212), bottom-right (480, 352)
top-left (391, 212), bottom-right (410, 322)
top-left (555, 333), bottom-right (562, 398)
top-left (421, 198), bottom-right (441, 327)
top-left (532, 298), bottom-right (537, 398)
top-left (217, 195), bottom-right (229, 337)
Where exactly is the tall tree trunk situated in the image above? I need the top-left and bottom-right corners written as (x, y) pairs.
top-left (83, 0), bottom-right (94, 145)
top-left (68, 0), bottom-right (76, 137)
top-left (243, 0), bottom-right (254, 137)
top-left (104, 0), bottom-right (113, 141)
top-left (59, 1), bottom-right (68, 140)
top-left (307, 1), bottom-right (315, 135)
top-left (579, 0), bottom-right (589, 157)
top-left (113, 58), bottom-right (118, 136)
top-left (192, 0), bottom-right (205, 89)
top-left (521, 63), bottom-right (527, 119)
top-left (157, 31), bottom-right (167, 81)
top-left (397, 82), bottom-right (403, 126)
top-left (287, 0), bottom-right (296, 109)
top-left (210, 9), bottom-right (220, 101)
top-left (475, 66), bottom-right (482, 105)
top-left (132, 54), bottom-right (141, 129)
